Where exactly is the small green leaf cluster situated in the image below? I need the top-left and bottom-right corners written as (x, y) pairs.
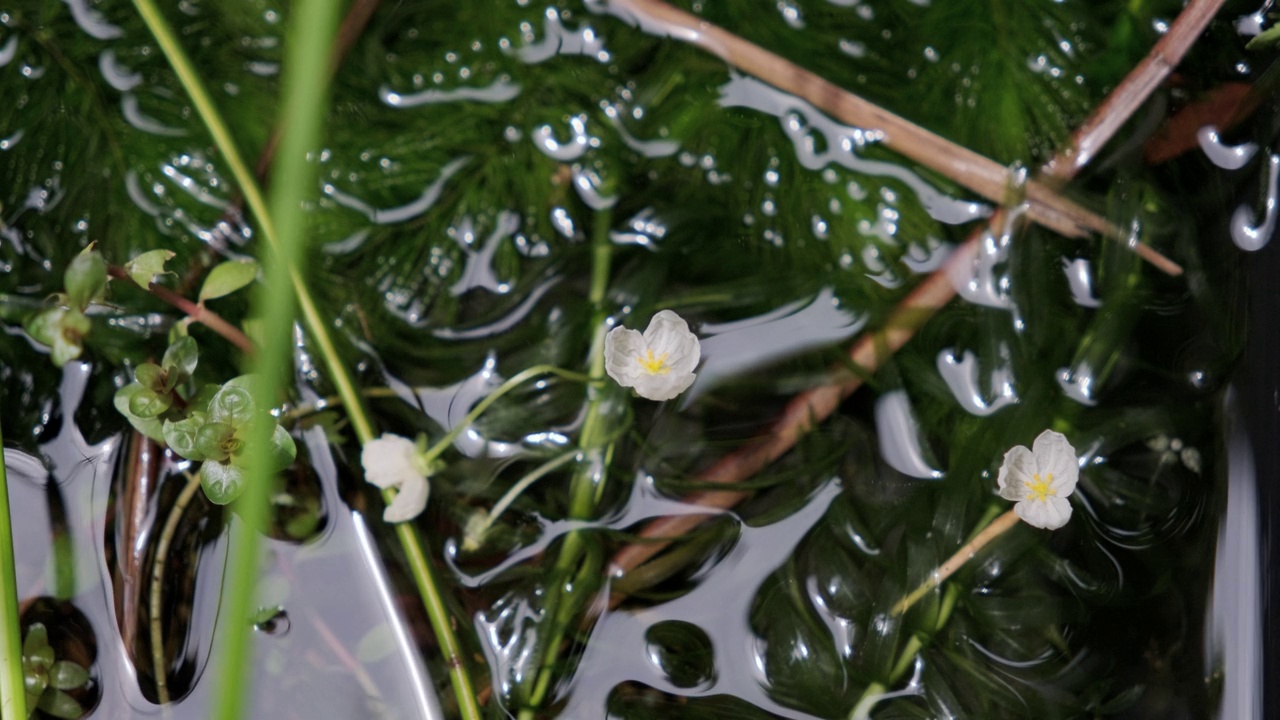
top-left (21, 623), bottom-right (91, 720)
top-left (114, 337), bottom-right (296, 505)
top-left (23, 246), bottom-right (107, 367)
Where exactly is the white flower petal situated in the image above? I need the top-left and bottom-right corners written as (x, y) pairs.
top-left (383, 474), bottom-right (430, 523)
top-left (996, 445), bottom-right (1035, 501)
top-left (604, 310), bottom-right (701, 401)
top-left (1032, 430), bottom-right (1078, 494)
top-left (632, 369), bottom-right (697, 401)
top-left (362, 434), bottom-right (421, 489)
top-left (1015, 495), bottom-right (1072, 530)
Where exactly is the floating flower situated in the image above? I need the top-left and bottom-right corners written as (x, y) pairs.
top-left (604, 309), bottom-right (701, 401)
top-left (362, 433), bottom-right (432, 522)
top-left (996, 429), bottom-right (1078, 530)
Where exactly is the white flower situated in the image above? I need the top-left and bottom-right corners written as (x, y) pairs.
top-left (361, 433), bottom-right (431, 523)
top-left (996, 429), bottom-right (1078, 530)
top-left (604, 310), bottom-right (700, 401)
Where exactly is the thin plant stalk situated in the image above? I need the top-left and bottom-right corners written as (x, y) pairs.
top-left (607, 0), bottom-right (1227, 588)
top-left (419, 365), bottom-right (595, 467)
top-left (0, 419), bottom-right (27, 720)
top-left (469, 451), bottom-right (579, 544)
top-left (520, 208), bottom-right (616, 719)
top-left (148, 471), bottom-right (204, 705)
top-left (130, 3), bottom-right (484, 720)
top-left (609, 0), bottom-right (1183, 276)
top-left (890, 509), bottom-right (1020, 616)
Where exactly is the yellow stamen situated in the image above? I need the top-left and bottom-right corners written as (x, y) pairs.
top-left (636, 350), bottom-right (670, 375)
top-left (1023, 472), bottom-right (1055, 502)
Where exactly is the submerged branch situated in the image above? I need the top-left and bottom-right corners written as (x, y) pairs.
top-left (608, 0), bottom-right (1182, 275)
top-left (608, 0), bottom-right (1223, 591)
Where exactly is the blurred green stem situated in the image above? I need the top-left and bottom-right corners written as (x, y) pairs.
top-left (520, 208), bottom-right (616, 718)
top-left (130, 3), bottom-right (482, 720)
top-left (0, 419), bottom-right (27, 720)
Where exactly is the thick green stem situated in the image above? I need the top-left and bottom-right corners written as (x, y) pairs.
top-left (520, 209), bottom-right (616, 718)
top-left (0, 419), bottom-right (27, 720)
top-left (130, 3), bottom-right (481, 720)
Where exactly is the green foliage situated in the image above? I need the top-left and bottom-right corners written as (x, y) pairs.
top-left (198, 260), bottom-right (259, 304)
top-left (122, 250), bottom-right (176, 288)
top-left (20, 623), bottom-right (90, 720)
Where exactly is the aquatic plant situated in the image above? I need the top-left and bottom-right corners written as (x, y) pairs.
top-left (0, 0), bottom-right (1266, 717)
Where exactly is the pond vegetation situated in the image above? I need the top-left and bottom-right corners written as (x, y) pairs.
top-left (0, 0), bottom-right (1273, 717)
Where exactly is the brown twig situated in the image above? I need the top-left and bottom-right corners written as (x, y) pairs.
top-left (1042, 0), bottom-right (1229, 180)
top-left (607, 0), bottom-right (1225, 589)
top-left (611, 0), bottom-right (1183, 275)
top-left (116, 430), bottom-right (161, 658)
top-left (108, 265), bottom-right (256, 355)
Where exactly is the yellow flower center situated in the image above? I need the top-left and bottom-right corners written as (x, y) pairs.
top-left (636, 349), bottom-right (670, 375)
top-left (1023, 473), bottom-right (1055, 502)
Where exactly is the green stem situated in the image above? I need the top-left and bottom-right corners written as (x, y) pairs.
top-left (468, 451), bottom-right (579, 548)
top-left (0, 419), bottom-right (28, 720)
top-left (130, 4), bottom-right (482, 720)
top-left (420, 365), bottom-right (594, 466)
top-left (520, 209), bottom-right (616, 718)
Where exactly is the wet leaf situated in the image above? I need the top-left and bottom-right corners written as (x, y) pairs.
top-left (113, 385), bottom-right (165, 442)
top-left (208, 377), bottom-right (257, 426)
top-left (37, 688), bottom-right (84, 719)
top-left (163, 412), bottom-right (210, 461)
top-left (202, 460), bottom-right (247, 505)
top-left (133, 363), bottom-right (166, 391)
top-left (198, 260), bottom-right (259, 303)
top-left (64, 248), bottom-right (107, 311)
top-left (127, 387), bottom-right (172, 419)
top-left (22, 623), bottom-right (48, 658)
top-left (161, 335), bottom-right (199, 383)
top-left (123, 249), bottom-right (176, 288)
top-left (48, 661), bottom-right (89, 691)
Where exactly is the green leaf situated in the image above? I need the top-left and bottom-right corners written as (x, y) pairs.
top-left (22, 623), bottom-right (48, 658)
top-left (48, 661), bottom-right (89, 691)
top-left (1247, 24), bottom-right (1280, 51)
top-left (269, 423), bottom-right (297, 470)
top-left (64, 247), bottom-right (107, 311)
top-left (127, 387), bottom-right (172, 419)
top-left (161, 336), bottom-right (199, 383)
top-left (201, 460), bottom-right (247, 505)
top-left (198, 260), bottom-right (259, 303)
top-left (29, 308), bottom-right (92, 368)
top-left (133, 363), bottom-right (166, 392)
top-left (196, 422), bottom-right (237, 463)
top-left (23, 664), bottom-right (47, 696)
top-left (113, 385), bottom-right (165, 442)
top-left (37, 688), bottom-right (84, 719)
top-left (24, 309), bottom-right (62, 348)
top-left (123, 249), bottom-right (176, 288)
top-left (163, 412), bottom-right (209, 461)
top-left (208, 378), bottom-right (257, 426)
